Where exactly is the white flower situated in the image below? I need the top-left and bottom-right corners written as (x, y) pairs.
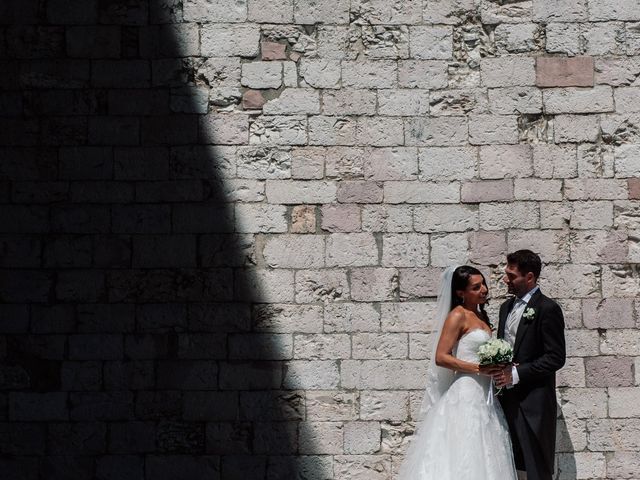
top-left (522, 307), bottom-right (536, 320)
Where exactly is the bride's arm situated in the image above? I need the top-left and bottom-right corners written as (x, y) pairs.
top-left (434, 310), bottom-right (483, 375)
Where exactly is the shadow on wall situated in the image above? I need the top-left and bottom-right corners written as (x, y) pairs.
top-left (0, 1), bottom-right (307, 478)
top-left (555, 402), bottom-right (577, 480)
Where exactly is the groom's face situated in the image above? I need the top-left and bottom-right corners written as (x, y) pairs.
top-left (503, 263), bottom-right (529, 297)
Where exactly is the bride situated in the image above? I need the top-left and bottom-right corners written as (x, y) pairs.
top-left (398, 265), bottom-right (517, 480)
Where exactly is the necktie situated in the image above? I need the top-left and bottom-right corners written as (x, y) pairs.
top-left (505, 299), bottom-right (523, 346)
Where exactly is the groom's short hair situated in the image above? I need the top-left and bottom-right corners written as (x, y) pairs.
top-left (507, 249), bottom-right (542, 279)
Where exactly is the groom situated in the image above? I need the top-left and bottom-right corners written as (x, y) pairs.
top-left (494, 250), bottom-right (566, 480)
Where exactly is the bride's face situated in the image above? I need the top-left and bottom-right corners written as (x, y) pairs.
top-left (460, 274), bottom-right (488, 305)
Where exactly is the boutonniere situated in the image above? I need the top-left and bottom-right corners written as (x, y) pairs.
top-left (522, 307), bottom-right (536, 322)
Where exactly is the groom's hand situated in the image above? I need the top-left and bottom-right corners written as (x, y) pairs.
top-left (494, 365), bottom-right (513, 388)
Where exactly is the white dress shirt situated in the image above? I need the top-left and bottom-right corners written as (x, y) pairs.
top-left (505, 286), bottom-right (539, 385)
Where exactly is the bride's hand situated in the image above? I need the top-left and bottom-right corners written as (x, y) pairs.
top-left (478, 364), bottom-right (503, 376)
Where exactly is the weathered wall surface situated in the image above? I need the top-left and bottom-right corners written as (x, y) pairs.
top-left (1, 0), bottom-right (639, 479)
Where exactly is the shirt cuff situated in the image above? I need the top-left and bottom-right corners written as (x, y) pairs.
top-left (511, 365), bottom-right (520, 385)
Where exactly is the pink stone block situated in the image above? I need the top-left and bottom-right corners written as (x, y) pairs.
top-left (242, 90), bottom-right (266, 110)
top-left (261, 41), bottom-right (287, 61)
top-left (628, 178), bottom-right (640, 199)
top-left (321, 204), bottom-right (361, 232)
top-left (469, 231), bottom-right (506, 266)
top-left (337, 181), bottom-right (383, 204)
top-left (398, 267), bottom-right (443, 299)
top-left (290, 205), bottom-right (316, 233)
top-left (461, 180), bottom-right (514, 203)
top-left (583, 298), bottom-right (635, 329)
top-left (585, 356), bottom-right (634, 387)
top-left (536, 56), bottom-right (594, 87)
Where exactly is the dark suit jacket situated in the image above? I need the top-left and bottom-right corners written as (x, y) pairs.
top-left (498, 289), bottom-right (566, 473)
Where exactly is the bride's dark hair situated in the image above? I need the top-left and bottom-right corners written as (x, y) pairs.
top-left (450, 265), bottom-right (491, 328)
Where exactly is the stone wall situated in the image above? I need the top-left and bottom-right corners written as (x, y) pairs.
top-left (1, 0), bottom-right (640, 479)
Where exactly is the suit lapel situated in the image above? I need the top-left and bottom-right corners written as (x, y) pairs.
top-left (513, 289), bottom-right (542, 356)
top-left (498, 297), bottom-right (515, 339)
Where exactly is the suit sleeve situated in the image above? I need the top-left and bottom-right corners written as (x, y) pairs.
top-left (515, 300), bottom-right (566, 384)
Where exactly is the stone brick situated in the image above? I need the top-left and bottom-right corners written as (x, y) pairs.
top-left (532, 0), bottom-right (587, 22)
top-left (362, 205), bottom-right (413, 232)
top-left (479, 202), bottom-right (539, 230)
top-left (614, 86), bottom-right (640, 113)
top-left (487, 86), bottom-right (542, 114)
top-left (481, 56), bottom-right (536, 87)
top-left (543, 265), bottom-right (600, 299)
top-left (570, 201), bottom-right (613, 229)
top-left (326, 233), bottom-right (378, 267)
top-left (350, 268), bottom-right (398, 301)
top-left (364, 148), bottom-right (418, 181)
top-left (587, 418), bottom-right (640, 451)
top-left (300, 59), bottom-right (341, 89)
top-left (299, 421), bottom-right (343, 454)
top-left (430, 232), bottom-right (470, 267)
top-left (514, 179), bottom-right (562, 201)
top-left (263, 89), bottom-right (320, 115)
top-left (283, 361), bottom-right (339, 389)
top-left (252, 304), bottom-right (323, 333)
top-left (267, 180), bottom-right (337, 204)
top-left (352, 333), bottom-right (407, 359)
top-left (235, 268), bottom-right (294, 302)
top-left (334, 455), bottom-right (391, 480)
top-left (594, 57), bottom-right (640, 86)
top-left (263, 234), bottom-right (325, 268)
top-left (469, 231), bottom-right (507, 265)
top-left (398, 60), bottom-right (448, 89)
top-left (356, 117), bottom-right (404, 147)
top-left (543, 86), bottom-right (614, 114)
top-left (381, 233), bottom-right (429, 267)
top-left (324, 303), bottom-right (380, 333)
top-left (291, 205), bottom-right (317, 233)
top-left (557, 357), bottom-right (586, 388)
top-left (344, 421), bottom-right (381, 454)
top-left (536, 56), bottom-right (594, 87)
top-left (308, 116), bottom-right (356, 146)
top-left (341, 360), bottom-right (427, 389)
top-left (294, 0), bottom-right (349, 23)
top-left (384, 181), bottom-right (460, 204)
top-left (589, 0), bottom-right (640, 21)
top-left (461, 180), bottom-right (514, 203)
top-left (323, 89), bottom-right (376, 115)
top-left (337, 181), bottom-right (383, 203)
top-left (260, 41), bottom-right (287, 60)
top-left (508, 230), bottom-right (569, 263)
top-left (381, 301), bottom-right (438, 332)
top-left (405, 117), bottom-right (468, 146)
top-left (228, 333), bottom-right (292, 360)
top-left (9, 393), bottom-right (68, 421)
top-left (414, 204), bottom-right (478, 233)
top-left (615, 144), bottom-right (640, 177)
top-left (600, 329), bottom-right (640, 356)
top-left (469, 115), bottom-right (519, 145)
top-left (295, 269), bottom-right (350, 304)
top-left (201, 23), bottom-right (260, 57)
top-left (609, 387), bottom-right (640, 418)
top-left (606, 451), bottom-right (640, 479)
top-left (242, 90), bottom-right (265, 110)
top-left (291, 147), bottom-right (324, 180)
top-left (236, 204), bottom-right (287, 233)
top-left (342, 61), bottom-right (397, 89)
top-left (545, 23), bottom-right (581, 56)
top-left (572, 229), bottom-right (628, 263)
top-left (557, 388), bottom-right (607, 419)
top-left (293, 334), bottom-right (351, 360)
top-left (629, 178), bottom-right (640, 199)
top-left (418, 147), bottom-right (476, 181)
top-left (306, 391), bottom-right (357, 421)
top-left (378, 89), bottom-right (430, 116)
top-left (565, 179), bottom-right (627, 200)
top-left (409, 26), bottom-right (453, 60)
top-left (321, 204), bottom-right (361, 232)
top-left (557, 452), bottom-right (606, 479)
top-left (554, 114), bottom-right (600, 143)
top-left (360, 391), bottom-right (409, 421)
top-left (323, 148), bottom-right (365, 179)
top-left (585, 356), bottom-right (634, 387)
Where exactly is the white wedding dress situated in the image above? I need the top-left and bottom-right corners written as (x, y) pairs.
top-left (398, 328), bottom-right (517, 480)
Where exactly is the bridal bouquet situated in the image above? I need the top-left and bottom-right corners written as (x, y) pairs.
top-left (478, 338), bottom-right (513, 366)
